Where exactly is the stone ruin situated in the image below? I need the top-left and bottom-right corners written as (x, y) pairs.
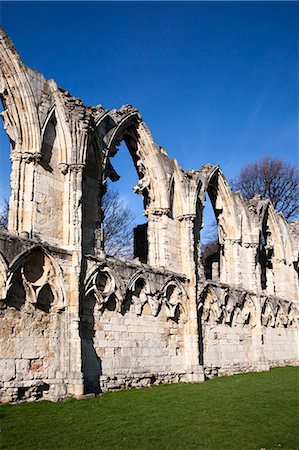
top-left (0, 28), bottom-right (298, 403)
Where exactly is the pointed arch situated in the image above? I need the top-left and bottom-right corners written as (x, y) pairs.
top-left (161, 277), bottom-right (188, 319)
top-left (84, 263), bottom-right (124, 312)
top-left (261, 297), bottom-right (277, 327)
top-left (126, 271), bottom-right (156, 316)
top-left (199, 284), bottom-right (224, 324)
top-left (97, 107), bottom-right (172, 214)
top-left (127, 271), bottom-right (154, 294)
top-left (241, 294), bottom-right (257, 327)
top-left (7, 246), bottom-right (65, 310)
top-left (257, 203), bottom-right (298, 299)
top-left (0, 28), bottom-right (41, 154)
top-left (47, 80), bottom-right (73, 167)
top-left (202, 168), bottom-right (241, 240)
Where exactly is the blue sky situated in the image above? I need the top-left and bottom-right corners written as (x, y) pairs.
top-left (0, 1), bottom-right (298, 231)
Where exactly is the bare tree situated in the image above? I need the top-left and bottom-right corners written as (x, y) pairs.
top-left (0, 199), bottom-right (8, 230)
top-left (231, 156), bottom-right (299, 221)
top-left (102, 188), bottom-right (137, 259)
top-left (201, 219), bottom-right (219, 270)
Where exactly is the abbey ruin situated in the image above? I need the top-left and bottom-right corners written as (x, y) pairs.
top-left (0, 28), bottom-right (298, 403)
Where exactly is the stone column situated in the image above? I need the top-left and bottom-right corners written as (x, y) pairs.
top-left (178, 214), bottom-right (204, 382)
top-left (243, 243), bottom-right (259, 292)
top-left (147, 208), bottom-right (171, 269)
top-left (8, 150), bottom-right (41, 238)
top-left (251, 296), bottom-right (269, 372)
top-left (221, 238), bottom-right (242, 287)
top-left (65, 163), bottom-right (85, 396)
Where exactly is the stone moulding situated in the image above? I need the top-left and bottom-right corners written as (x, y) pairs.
top-left (0, 27), bottom-right (298, 403)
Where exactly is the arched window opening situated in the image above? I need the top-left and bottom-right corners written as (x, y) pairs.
top-left (259, 211), bottom-right (274, 291)
top-left (36, 284), bottom-right (54, 313)
top-left (82, 138), bottom-right (102, 254)
top-left (103, 140), bottom-right (147, 261)
top-left (0, 100), bottom-right (11, 230)
top-left (6, 274), bottom-right (26, 310)
top-left (200, 181), bottom-right (222, 281)
top-left (40, 115), bottom-right (58, 172)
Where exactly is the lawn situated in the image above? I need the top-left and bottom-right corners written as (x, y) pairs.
top-left (1, 366), bottom-right (298, 450)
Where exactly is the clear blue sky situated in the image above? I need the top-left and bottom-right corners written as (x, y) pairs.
top-left (0, 1), bottom-right (298, 230)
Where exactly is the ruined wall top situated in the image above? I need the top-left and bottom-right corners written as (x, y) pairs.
top-left (0, 27), bottom-right (298, 301)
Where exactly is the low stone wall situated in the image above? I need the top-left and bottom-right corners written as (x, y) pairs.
top-left (81, 256), bottom-right (190, 393)
top-left (199, 282), bottom-right (299, 378)
top-left (0, 234), bottom-right (298, 403)
top-left (0, 233), bottom-right (74, 403)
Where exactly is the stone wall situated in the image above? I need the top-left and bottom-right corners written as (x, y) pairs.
top-left (81, 258), bottom-right (193, 393)
top-left (199, 282), bottom-right (299, 378)
top-left (0, 27), bottom-right (298, 403)
top-left (0, 233), bottom-right (73, 402)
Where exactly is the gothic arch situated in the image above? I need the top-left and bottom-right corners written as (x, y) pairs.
top-left (199, 285), bottom-right (224, 324)
top-left (257, 203), bottom-right (297, 298)
top-left (199, 168), bottom-right (241, 241)
top-left (84, 264), bottom-right (123, 311)
top-left (193, 168), bottom-right (241, 284)
top-left (127, 271), bottom-right (154, 295)
top-left (0, 28), bottom-right (41, 154)
top-left (261, 297), bottom-right (277, 327)
top-left (42, 82), bottom-right (73, 168)
top-left (6, 246), bottom-right (65, 310)
top-left (240, 294), bottom-right (256, 327)
top-left (98, 107), bottom-right (172, 214)
top-left (162, 277), bottom-right (187, 319)
top-left (127, 272), bottom-right (157, 316)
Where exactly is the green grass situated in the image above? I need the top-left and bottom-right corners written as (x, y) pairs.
top-left (1, 366), bottom-right (298, 450)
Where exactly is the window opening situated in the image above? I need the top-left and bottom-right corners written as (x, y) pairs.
top-left (200, 189), bottom-right (221, 281)
top-left (103, 141), bottom-right (147, 261)
top-left (0, 100), bottom-right (11, 230)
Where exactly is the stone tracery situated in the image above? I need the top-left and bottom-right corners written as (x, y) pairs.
top-left (0, 27), bottom-right (298, 402)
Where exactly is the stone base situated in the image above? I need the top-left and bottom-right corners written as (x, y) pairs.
top-left (0, 379), bottom-right (68, 403)
top-left (98, 371), bottom-right (202, 392)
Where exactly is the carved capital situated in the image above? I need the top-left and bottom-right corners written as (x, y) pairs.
top-left (58, 163), bottom-right (69, 175)
top-left (244, 242), bottom-right (259, 249)
top-left (25, 152), bottom-right (42, 163)
top-left (10, 152), bottom-right (22, 163)
top-left (69, 163), bottom-right (85, 173)
top-left (224, 238), bottom-right (241, 245)
top-left (146, 207), bottom-right (171, 217)
top-left (177, 214), bottom-right (196, 222)
top-left (10, 151), bottom-right (42, 164)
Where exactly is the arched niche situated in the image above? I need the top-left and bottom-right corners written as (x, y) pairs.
top-left (200, 286), bottom-right (223, 324)
top-left (126, 272), bottom-right (157, 316)
top-left (6, 246), bottom-right (65, 311)
top-left (162, 278), bottom-right (187, 322)
top-left (83, 106), bottom-right (173, 263)
top-left (33, 107), bottom-right (72, 245)
top-left (195, 168), bottom-right (240, 284)
top-left (257, 203), bottom-right (296, 298)
top-left (84, 264), bottom-right (123, 312)
top-left (240, 295), bottom-right (256, 328)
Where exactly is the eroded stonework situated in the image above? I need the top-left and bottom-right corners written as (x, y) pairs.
top-left (0, 28), bottom-right (298, 403)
